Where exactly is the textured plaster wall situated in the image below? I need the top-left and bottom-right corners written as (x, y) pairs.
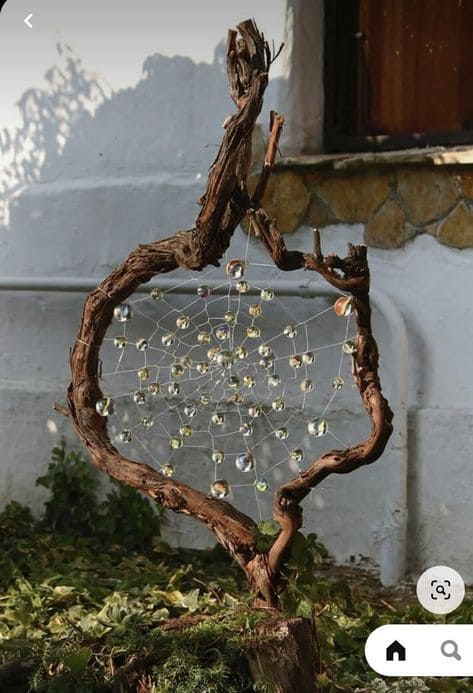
top-left (1, 20), bottom-right (473, 582)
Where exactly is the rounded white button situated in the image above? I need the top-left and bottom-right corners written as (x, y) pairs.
top-left (416, 566), bottom-right (465, 614)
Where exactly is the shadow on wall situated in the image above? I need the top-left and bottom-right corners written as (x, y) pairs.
top-left (0, 40), bottom-right (281, 258)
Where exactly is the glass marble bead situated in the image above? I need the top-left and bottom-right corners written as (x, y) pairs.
top-left (343, 340), bottom-right (357, 354)
top-left (171, 363), bottom-right (184, 378)
top-left (200, 392), bottom-right (212, 405)
top-left (224, 311), bottom-right (237, 325)
top-left (300, 378), bottom-right (314, 392)
top-left (216, 350), bottom-right (234, 369)
top-left (138, 367), bottom-right (150, 381)
top-left (272, 396), bottom-right (285, 412)
top-left (226, 259), bottom-right (245, 279)
top-left (283, 325), bottom-right (297, 339)
top-left (302, 351), bottom-right (315, 364)
top-left (168, 382), bottom-right (180, 396)
top-left (133, 390), bottom-right (146, 405)
top-left (258, 344), bottom-right (272, 357)
top-left (308, 418), bottom-right (328, 437)
top-left (114, 336), bottom-right (127, 349)
top-left (259, 357), bottom-right (274, 370)
top-left (268, 374), bottom-right (281, 388)
top-left (114, 303), bottom-right (133, 322)
top-left (236, 280), bottom-right (249, 293)
top-left (161, 464), bottom-right (175, 477)
top-left (196, 361), bottom-right (209, 374)
top-left (197, 285), bottom-right (211, 298)
top-left (248, 304), bottom-right (262, 318)
top-left (227, 375), bottom-right (240, 388)
top-left (332, 376), bottom-right (344, 390)
top-left (232, 393), bottom-right (244, 405)
top-left (289, 354), bottom-right (303, 368)
top-left (215, 324), bottom-right (230, 341)
top-left (234, 346), bottom-right (248, 360)
top-left (170, 436), bottom-right (183, 449)
top-left (235, 452), bottom-right (254, 472)
top-left (275, 427), bottom-right (288, 440)
top-left (248, 404), bottom-right (262, 418)
top-left (176, 315), bottom-right (190, 330)
top-left (239, 422), bottom-right (253, 437)
top-left (162, 333), bottom-right (175, 347)
top-left (207, 346), bottom-right (221, 362)
top-left (212, 450), bottom-right (225, 464)
top-left (197, 331), bottom-right (211, 345)
top-left (212, 412), bottom-right (224, 425)
top-left (148, 382), bottom-right (160, 395)
top-left (184, 403), bottom-right (197, 417)
top-left (255, 478), bottom-right (269, 492)
top-left (290, 449), bottom-right (304, 463)
top-left (150, 288), bottom-right (163, 300)
top-left (210, 479), bottom-right (230, 499)
top-left (260, 288), bottom-right (274, 301)
top-left (247, 325), bottom-right (261, 338)
top-left (243, 375), bottom-right (255, 388)
top-left (118, 429), bottom-right (132, 443)
top-left (96, 397), bottom-right (114, 416)
top-left (179, 355), bottom-right (193, 369)
top-left (136, 338), bottom-right (149, 351)
top-left (141, 416), bottom-right (154, 429)
top-left (334, 295), bottom-right (354, 317)
top-left (179, 424), bottom-right (193, 437)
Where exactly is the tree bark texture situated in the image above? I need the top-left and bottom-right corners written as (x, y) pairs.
top-left (62, 19), bottom-right (394, 610)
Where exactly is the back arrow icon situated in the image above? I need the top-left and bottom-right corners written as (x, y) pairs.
top-left (24, 13), bottom-right (33, 28)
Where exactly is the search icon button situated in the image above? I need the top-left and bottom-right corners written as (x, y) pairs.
top-left (441, 640), bottom-right (461, 661)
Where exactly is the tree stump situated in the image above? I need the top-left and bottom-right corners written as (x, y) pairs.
top-left (246, 617), bottom-right (320, 692)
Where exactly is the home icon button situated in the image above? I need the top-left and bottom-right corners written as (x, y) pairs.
top-left (386, 640), bottom-right (406, 662)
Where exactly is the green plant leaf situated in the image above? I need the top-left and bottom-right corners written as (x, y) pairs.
top-left (64, 646), bottom-right (92, 673)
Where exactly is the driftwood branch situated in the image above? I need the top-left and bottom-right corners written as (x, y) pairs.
top-left (64, 19), bottom-right (394, 608)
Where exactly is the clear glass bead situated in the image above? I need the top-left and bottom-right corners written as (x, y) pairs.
top-left (236, 280), bottom-right (249, 294)
top-left (234, 346), bottom-right (248, 360)
top-left (138, 367), bottom-right (149, 381)
top-left (114, 336), bottom-right (127, 349)
top-left (224, 311), bottom-right (237, 325)
top-left (302, 352), bottom-right (315, 364)
top-left (215, 324), bottom-right (230, 341)
top-left (210, 479), bottom-right (230, 499)
top-left (114, 303), bottom-right (133, 322)
top-left (259, 357), bottom-right (274, 370)
top-left (141, 416), bottom-right (154, 429)
top-left (332, 376), bottom-right (344, 390)
top-left (247, 325), bottom-right (261, 338)
top-left (184, 403), bottom-right (197, 417)
top-left (239, 422), bottom-right (253, 437)
top-left (197, 331), bottom-right (211, 345)
top-left (200, 392), bottom-right (212, 405)
top-left (334, 295), bottom-right (354, 317)
top-left (232, 393), bottom-right (244, 405)
top-left (283, 325), bottom-right (297, 339)
top-left (148, 382), bottom-right (160, 395)
top-left (255, 478), bottom-right (269, 492)
top-left (196, 361), bottom-right (209, 374)
top-left (179, 355), bottom-right (193, 369)
top-left (235, 452), bottom-right (254, 472)
top-left (133, 390), bottom-right (146, 405)
top-left (275, 427), bottom-right (288, 440)
top-left (197, 285), bottom-right (211, 298)
top-left (212, 450), bottom-right (225, 464)
top-left (260, 288), bottom-right (274, 301)
top-left (150, 288), bottom-right (163, 300)
top-left (207, 346), bottom-right (221, 362)
top-left (290, 449), bottom-right (304, 463)
top-left (216, 350), bottom-right (234, 369)
top-left (243, 375), bottom-right (255, 389)
top-left (212, 412), bottom-right (224, 425)
top-left (161, 464), bottom-right (175, 477)
top-left (248, 304), bottom-right (262, 318)
top-left (168, 382), bottom-right (180, 396)
top-left (170, 436), bottom-right (183, 449)
top-left (272, 396), bottom-right (285, 412)
top-left (95, 397), bottom-right (114, 416)
top-left (343, 340), bottom-right (357, 354)
top-left (162, 333), bottom-right (175, 347)
top-left (225, 259), bottom-right (245, 279)
top-left (289, 354), bottom-right (302, 368)
top-left (268, 374), bottom-right (281, 388)
top-left (258, 344), bottom-right (272, 357)
top-left (227, 375), bottom-right (240, 388)
top-left (308, 419), bottom-right (328, 437)
top-left (136, 338), bottom-right (148, 351)
top-left (248, 404), bottom-right (262, 418)
top-left (118, 429), bottom-right (132, 443)
top-left (171, 363), bottom-right (184, 378)
top-left (176, 315), bottom-right (190, 330)
top-left (300, 378), bottom-right (314, 392)
top-left (179, 424), bottom-right (193, 437)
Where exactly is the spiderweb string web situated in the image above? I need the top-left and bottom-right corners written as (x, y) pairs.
top-left (97, 237), bottom-right (358, 521)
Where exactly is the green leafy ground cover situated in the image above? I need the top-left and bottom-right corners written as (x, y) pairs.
top-left (0, 442), bottom-right (471, 692)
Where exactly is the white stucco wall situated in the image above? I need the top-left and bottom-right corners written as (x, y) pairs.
top-left (1, 1), bottom-right (472, 583)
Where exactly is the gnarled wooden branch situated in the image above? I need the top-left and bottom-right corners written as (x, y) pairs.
top-left (63, 19), bottom-right (393, 609)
